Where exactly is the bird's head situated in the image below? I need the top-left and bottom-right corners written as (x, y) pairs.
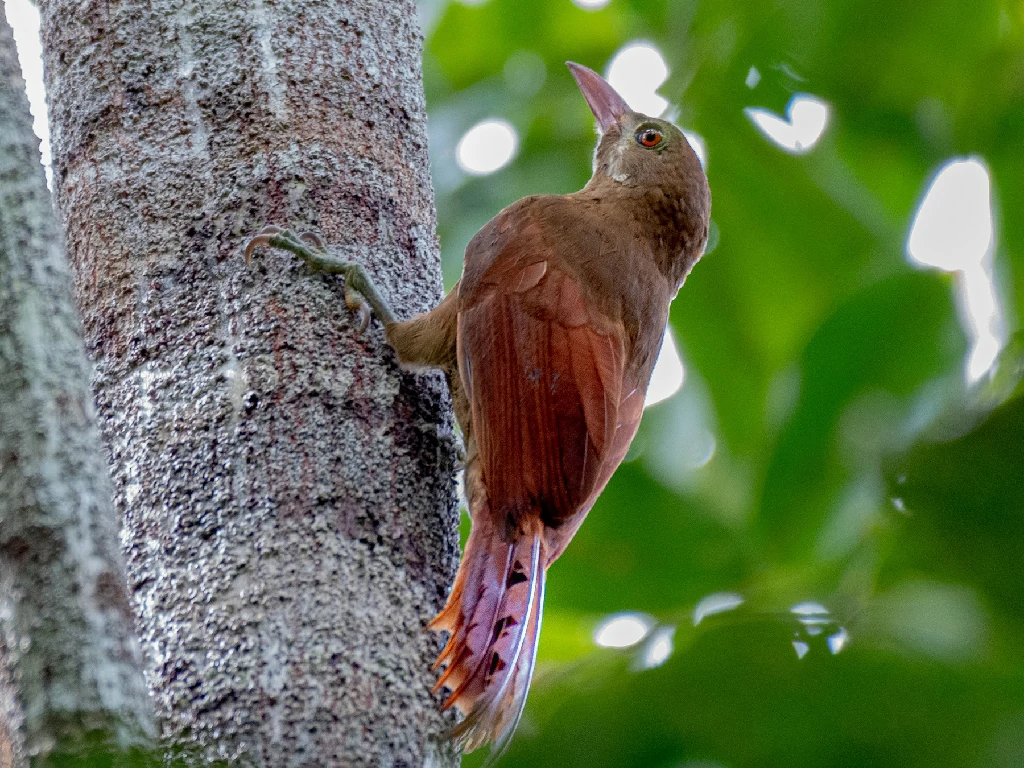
top-left (567, 61), bottom-right (705, 192)
top-left (567, 61), bottom-right (711, 281)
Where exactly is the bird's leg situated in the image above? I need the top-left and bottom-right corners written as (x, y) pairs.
top-left (245, 225), bottom-right (396, 332)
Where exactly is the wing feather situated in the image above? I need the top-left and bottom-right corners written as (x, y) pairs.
top-left (458, 262), bottom-right (627, 530)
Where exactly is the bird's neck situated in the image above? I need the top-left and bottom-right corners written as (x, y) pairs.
top-left (580, 174), bottom-right (707, 289)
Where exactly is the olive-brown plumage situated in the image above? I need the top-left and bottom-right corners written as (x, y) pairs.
top-left (246, 61), bottom-right (710, 760)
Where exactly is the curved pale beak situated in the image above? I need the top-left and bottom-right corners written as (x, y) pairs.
top-left (566, 61), bottom-right (632, 134)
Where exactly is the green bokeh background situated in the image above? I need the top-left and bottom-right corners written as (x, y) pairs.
top-left (420, 0), bottom-right (1024, 765)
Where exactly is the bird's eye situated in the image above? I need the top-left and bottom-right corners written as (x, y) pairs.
top-left (636, 128), bottom-right (663, 148)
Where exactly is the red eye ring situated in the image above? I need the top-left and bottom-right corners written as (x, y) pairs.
top-left (636, 128), bottom-right (663, 148)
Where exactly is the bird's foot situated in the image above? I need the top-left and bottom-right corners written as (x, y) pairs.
top-left (245, 225), bottom-right (395, 331)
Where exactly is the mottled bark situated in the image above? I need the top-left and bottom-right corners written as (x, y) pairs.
top-left (36, 0), bottom-right (459, 765)
top-left (0, 8), bottom-right (154, 764)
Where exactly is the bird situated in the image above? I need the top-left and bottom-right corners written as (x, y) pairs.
top-left (246, 61), bottom-right (710, 760)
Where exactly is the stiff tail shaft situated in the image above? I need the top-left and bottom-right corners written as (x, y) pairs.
top-left (428, 513), bottom-right (547, 756)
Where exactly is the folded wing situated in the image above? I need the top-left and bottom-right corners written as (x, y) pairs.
top-left (459, 242), bottom-right (628, 532)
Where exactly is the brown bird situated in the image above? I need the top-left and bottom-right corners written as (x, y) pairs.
top-left (247, 61), bottom-right (710, 758)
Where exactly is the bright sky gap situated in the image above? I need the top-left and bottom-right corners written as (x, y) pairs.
top-left (5, 0), bottom-right (50, 176)
top-left (640, 625), bottom-right (675, 668)
top-left (746, 94), bottom-right (830, 154)
top-left (606, 41), bottom-right (669, 117)
top-left (906, 157), bottom-right (1003, 381)
top-left (593, 612), bottom-right (653, 648)
top-left (645, 329), bottom-right (685, 407)
top-left (455, 118), bottom-right (518, 175)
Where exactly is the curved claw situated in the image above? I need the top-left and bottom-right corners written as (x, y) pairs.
top-left (244, 235), bottom-right (271, 263)
top-left (345, 282), bottom-right (372, 334)
top-left (244, 224), bottom-right (286, 263)
top-left (355, 302), bottom-right (372, 334)
top-left (300, 231), bottom-right (326, 249)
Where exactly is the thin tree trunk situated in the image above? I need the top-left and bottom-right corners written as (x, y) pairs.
top-left (0, 8), bottom-right (154, 765)
top-left (36, 0), bottom-right (459, 764)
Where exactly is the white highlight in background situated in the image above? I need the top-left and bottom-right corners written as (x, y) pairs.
top-left (607, 42), bottom-right (669, 117)
top-left (693, 592), bottom-right (744, 625)
top-left (4, 0), bottom-right (50, 175)
top-left (645, 328), bottom-right (685, 407)
top-left (456, 119), bottom-right (518, 176)
top-left (594, 612), bottom-right (653, 648)
top-left (683, 131), bottom-right (707, 169)
top-left (908, 159), bottom-right (992, 271)
top-left (640, 625), bottom-right (675, 668)
top-left (573, 0), bottom-right (612, 8)
top-left (907, 157), bottom-right (1004, 381)
top-left (827, 626), bottom-right (849, 654)
top-left (746, 95), bottom-right (829, 154)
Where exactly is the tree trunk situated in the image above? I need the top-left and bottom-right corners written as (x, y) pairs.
top-left (0, 9), bottom-right (153, 765)
top-left (36, 0), bottom-right (459, 764)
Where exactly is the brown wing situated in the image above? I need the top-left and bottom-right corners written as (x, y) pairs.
top-left (456, 200), bottom-right (635, 533)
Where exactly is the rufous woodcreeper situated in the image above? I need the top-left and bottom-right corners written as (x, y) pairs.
top-left (246, 62), bottom-right (711, 758)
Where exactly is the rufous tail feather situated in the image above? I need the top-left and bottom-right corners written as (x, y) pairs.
top-left (428, 512), bottom-right (547, 759)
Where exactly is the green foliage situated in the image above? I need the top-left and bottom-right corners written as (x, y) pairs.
top-left (424, 0), bottom-right (1024, 765)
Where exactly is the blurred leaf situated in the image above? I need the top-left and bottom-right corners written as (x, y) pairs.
top-left (759, 270), bottom-right (964, 557)
top-left (886, 375), bottom-right (1024, 620)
